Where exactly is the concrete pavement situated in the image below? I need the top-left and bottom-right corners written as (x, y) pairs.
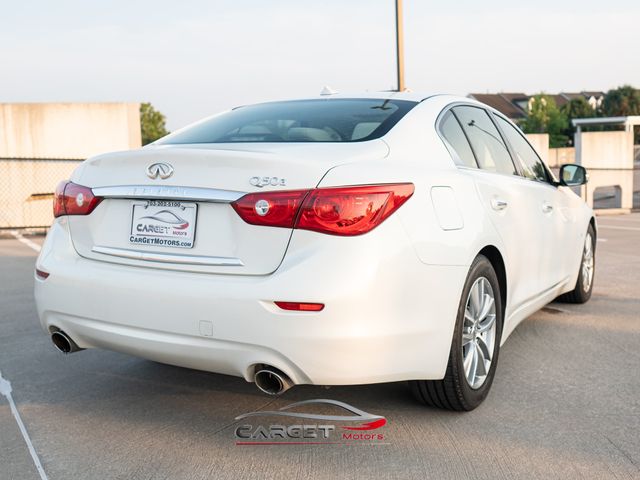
top-left (0, 215), bottom-right (639, 480)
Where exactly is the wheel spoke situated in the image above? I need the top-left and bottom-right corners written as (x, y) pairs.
top-left (468, 344), bottom-right (478, 385)
top-left (469, 284), bottom-right (481, 318)
top-left (464, 308), bottom-right (475, 325)
top-left (463, 344), bottom-right (475, 381)
top-left (477, 295), bottom-right (494, 322)
top-left (476, 336), bottom-right (492, 362)
top-left (475, 342), bottom-right (488, 377)
top-left (477, 313), bottom-right (496, 334)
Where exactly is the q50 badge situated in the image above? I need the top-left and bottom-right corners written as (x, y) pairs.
top-left (250, 176), bottom-right (286, 188)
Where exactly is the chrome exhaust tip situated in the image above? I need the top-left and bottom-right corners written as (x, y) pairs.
top-left (254, 367), bottom-right (293, 395)
top-left (51, 331), bottom-right (82, 354)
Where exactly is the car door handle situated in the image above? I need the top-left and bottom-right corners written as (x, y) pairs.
top-left (542, 202), bottom-right (554, 213)
top-left (491, 198), bottom-right (508, 211)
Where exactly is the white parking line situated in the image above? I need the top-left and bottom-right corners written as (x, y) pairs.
top-left (597, 225), bottom-right (640, 232)
top-left (9, 231), bottom-right (41, 253)
top-left (0, 371), bottom-right (48, 480)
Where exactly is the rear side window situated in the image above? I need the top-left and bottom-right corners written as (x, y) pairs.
top-left (156, 99), bottom-right (417, 144)
top-left (439, 110), bottom-right (477, 168)
top-left (453, 106), bottom-right (516, 175)
top-left (494, 115), bottom-right (549, 183)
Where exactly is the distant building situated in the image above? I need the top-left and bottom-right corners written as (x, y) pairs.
top-left (467, 93), bottom-right (529, 122)
top-left (468, 92), bottom-right (605, 122)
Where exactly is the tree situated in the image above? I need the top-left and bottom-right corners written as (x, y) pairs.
top-left (602, 85), bottom-right (640, 117)
top-left (520, 94), bottom-right (569, 147)
top-left (561, 97), bottom-right (595, 144)
top-left (140, 103), bottom-right (169, 145)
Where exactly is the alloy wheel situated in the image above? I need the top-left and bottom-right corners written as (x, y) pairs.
top-left (462, 277), bottom-right (497, 389)
top-left (582, 233), bottom-right (594, 293)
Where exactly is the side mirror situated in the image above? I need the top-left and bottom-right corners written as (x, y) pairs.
top-left (559, 164), bottom-right (588, 187)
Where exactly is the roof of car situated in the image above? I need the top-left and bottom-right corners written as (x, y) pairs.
top-left (253, 91), bottom-right (446, 104)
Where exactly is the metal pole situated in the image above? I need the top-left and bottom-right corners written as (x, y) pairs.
top-left (395, 0), bottom-right (405, 91)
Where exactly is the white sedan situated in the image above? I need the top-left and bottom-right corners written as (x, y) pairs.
top-left (34, 93), bottom-right (595, 410)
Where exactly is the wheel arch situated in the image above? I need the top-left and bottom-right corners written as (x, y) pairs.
top-left (477, 245), bottom-right (507, 321)
top-left (589, 216), bottom-right (597, 239)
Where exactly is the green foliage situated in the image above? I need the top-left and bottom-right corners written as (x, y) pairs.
top-left (520, 94), bottom-right (569, 147)
top-left (140, 103), bottom-right (169, 145)
top-left (602, 85), bottom-right (640, 117)
top-left (561, 97), bottom-right (595, 142)
top-left (519, 86), bottom-right (640, 146)
top-left (562, 97), bottom-right (594, 120)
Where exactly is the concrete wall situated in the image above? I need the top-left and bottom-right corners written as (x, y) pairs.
top-left (0, 103), bottom-right (141, 227)
top-left (547, 147), bottom-right (575, 167)
top-left (0, 103), bottom-right (141, 159)
top-left (576, 130), bottom-right (635, 211)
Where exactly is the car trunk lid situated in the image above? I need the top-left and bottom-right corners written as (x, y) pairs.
top-left (67, 142), bottom-right (388, 275)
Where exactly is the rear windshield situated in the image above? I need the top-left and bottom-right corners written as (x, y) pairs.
top-left (156, 98), bottom-right (417, 144)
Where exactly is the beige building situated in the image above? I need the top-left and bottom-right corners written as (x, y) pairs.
top-left (0, 103), bottom-right (141, 228)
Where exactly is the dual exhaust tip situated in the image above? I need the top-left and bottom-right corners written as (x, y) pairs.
top-left (51, 331), bottom-right (82, 354)
top-left (50, 332), bottom-right (293, 395)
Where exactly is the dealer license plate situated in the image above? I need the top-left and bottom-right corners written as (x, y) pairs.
top-left (129, 200), bottom-right (197, 248)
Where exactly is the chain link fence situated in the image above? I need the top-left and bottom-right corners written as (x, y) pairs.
top-left (0, 158), bottom-right (82, 230)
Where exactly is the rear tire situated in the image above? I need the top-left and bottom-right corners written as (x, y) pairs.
top-left (410, 255), bottom-right (503, 411)
top-left (556, 224), bottom-right (595, 304)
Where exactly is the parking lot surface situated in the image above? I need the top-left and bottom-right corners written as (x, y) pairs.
top-left (1, 214), bottom-right (639, 480)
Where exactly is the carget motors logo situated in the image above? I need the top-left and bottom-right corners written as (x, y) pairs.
top-left (234, 399), bottom-right (388, 446)
top-left (139, 210), bottom-right (189, 230)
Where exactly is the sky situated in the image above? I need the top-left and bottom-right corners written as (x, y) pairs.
top-left (1, 0), bottom-right (639, 130)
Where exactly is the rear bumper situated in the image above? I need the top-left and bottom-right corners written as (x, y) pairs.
top-left (35, 218), bottom-right (468, 385)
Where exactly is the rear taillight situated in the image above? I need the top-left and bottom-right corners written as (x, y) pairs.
top-left (231, 183), bottom-right (414, 236)
top-left (230, 190), bottom-right (308, 228)
top-left (53, 181), bottom-right (102, 218)
top-left (297, 184), bottom-right (414, 236)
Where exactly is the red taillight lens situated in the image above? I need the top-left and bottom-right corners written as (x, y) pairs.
top-left (275, 301), bottom-right (325, 312)
top-left (297, 183), bottom-right (414, 236)
top-left (232, 183), bottom-right (414, 236)
top-left (231, 189), bottom-right (309, 228)
top-left (53, 181), bottom-right (102, 218)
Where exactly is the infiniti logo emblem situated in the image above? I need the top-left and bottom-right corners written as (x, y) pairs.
top-left (146, 162), bottom-right (174, 180)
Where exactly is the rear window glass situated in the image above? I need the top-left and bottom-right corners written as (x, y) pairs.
top-left (156, 99), bottom-right (417, 144)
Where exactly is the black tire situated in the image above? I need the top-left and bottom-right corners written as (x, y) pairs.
top-left (410, 255), bottom-right (503, 411)
top-left (556, 224), bottom-right (595, 304)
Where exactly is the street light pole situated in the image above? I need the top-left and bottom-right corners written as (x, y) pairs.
top-left (395, 0), bottom-right (405, 91)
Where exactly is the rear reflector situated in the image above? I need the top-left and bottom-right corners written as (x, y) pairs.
top-left (274, 301), bottom-right (325, 312)
top-left (35, 268), bottom-right (50, 280)
top-left (232, 183), bottom-right (414, 236)
top-left (53, 181), bottom-right (103, 218)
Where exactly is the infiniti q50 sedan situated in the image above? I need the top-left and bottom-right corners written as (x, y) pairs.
top-left (34, 93), bottom-right (595, 410)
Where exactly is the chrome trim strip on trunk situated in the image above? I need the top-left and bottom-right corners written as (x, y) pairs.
top-left (91, 185), bottom-right (245, 203)
top-left (91, 246), bottom-right (244, 267)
